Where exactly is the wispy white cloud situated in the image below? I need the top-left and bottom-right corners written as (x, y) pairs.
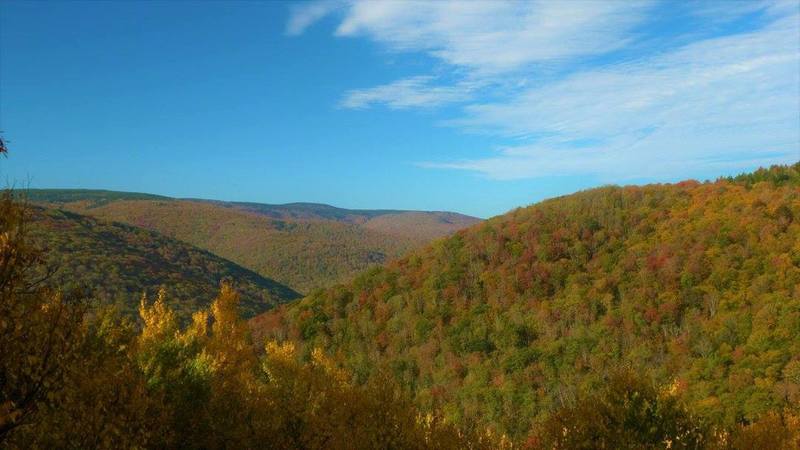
top-left (429, 12), bottom-right (800, 179)
top-left (340, 76), bottom-right (481, 109)
top-left (329, 0), bottom-right (656, 112)
top-left (333, 1), bottom-right (652, 73)
top-left (688, 0), bottom-right (796, 23)
top-left (286, 0), bottom-right (340, 36)
top-left (289, 0), bottom-right (800, 180)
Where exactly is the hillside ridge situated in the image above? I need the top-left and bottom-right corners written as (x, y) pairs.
top-left (252, 162), bottom-right (800, 440)
top-left (27, 189), bottom-right (480, 292)
top-left (29, 205), bottom-right (301, 321)
top-left (27, 188), bottom-right (479, 220)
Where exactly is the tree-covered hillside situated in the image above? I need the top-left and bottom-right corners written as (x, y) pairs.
top-left (2, 192), bottom-right (494, 449)
top-left (253, 163), bottom-right (800, 441)
top-left (28, 193), bottom-right (479, 292)
top-left (29, 206), bottom-right (300, 320)
top-left (362, 211), bottom-right (483, 241)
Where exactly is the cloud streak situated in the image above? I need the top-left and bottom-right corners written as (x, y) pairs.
top-left (286, 0), bottom-right (340, 36)
top-left (432, 12), bottom-right (800, 179)
top-left (289, 0), bottom-right (800, 180)
top-left (333, 1), bottom-right (652, 73)
top-left (340, 76), bottom-right (481, 109)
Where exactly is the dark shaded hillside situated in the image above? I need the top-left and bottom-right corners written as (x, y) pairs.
top-left (28, 192), bottom-right (480, 292)
top-left (29, 206), bottom-right (300, 321)
top-left (253, 163), bottom-right (800, 440)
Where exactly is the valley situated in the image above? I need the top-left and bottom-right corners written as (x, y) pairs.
top-left (27, 190), bottom-right (480, 293)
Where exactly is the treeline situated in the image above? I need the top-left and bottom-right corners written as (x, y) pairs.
top-left (723, 161), bottom-right (800, 187)
top-left (255, 163), bottom-right (800, 445)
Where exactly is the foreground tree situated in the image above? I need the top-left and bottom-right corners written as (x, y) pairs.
top-left (527, 370), bottom-right (709, 449)
top-left (0, 192), bottom-right (88, 440)
top-left (137, 283), bottom-right (501, 449)
top-left (7, 307), bottom-right (164, 448)
top-left (723, 410), bottom-right (800, 450)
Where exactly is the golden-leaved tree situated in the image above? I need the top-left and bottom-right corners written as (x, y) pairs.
top-left (0, 188), bottom-right (164, 448)
top-left (136, 282), bottom-right (500, 449)
top-left (0, 192), bottom-right (88, 440)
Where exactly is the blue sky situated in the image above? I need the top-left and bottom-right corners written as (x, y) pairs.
top-left (1, 0), bottom-right (798, 218)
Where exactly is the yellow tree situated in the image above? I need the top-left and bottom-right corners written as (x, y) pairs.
top-left (0, 192), bottom-right (88, 442)
top-left (10, 307), bottom-right (165, 448)
top-left (204, 282), bottom-right (269, 448)
top-left (136, 283), bottom-right (266, 448)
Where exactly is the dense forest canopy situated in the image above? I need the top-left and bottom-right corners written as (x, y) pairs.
top-left (28, 205), bottom-right (300, 321)
top-left (28, 191), bottom-right (479, 293)
top-left (0, 192), bottom-right (497, 448)
top-left (254, 162), bottom-right (800, 443)
top-left (2, 163), bottom-right (798, 449)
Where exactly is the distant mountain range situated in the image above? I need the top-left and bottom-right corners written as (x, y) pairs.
top-left (25, 189), bottom-right (480, 293)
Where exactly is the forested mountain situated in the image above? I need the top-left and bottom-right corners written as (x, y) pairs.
top-left (2, 193), bottom-right (492, 449)
top-left (28, 205), bottom-right (300, 320)
top-left (202, 200), bottom-right (479, 240)
top-left (27, 191), bottom-right (480, 292)
top-left (5, 165), bottom-right (799, 448)
top-left (252, 163), bottom-right (800, 442)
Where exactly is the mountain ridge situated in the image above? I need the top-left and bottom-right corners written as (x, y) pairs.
top-left (26, 189), bottom-right (481, 292)
top-left (25, 189), bottom-right (479, 220)
top-left (251, 162), bottom-right (800, 441)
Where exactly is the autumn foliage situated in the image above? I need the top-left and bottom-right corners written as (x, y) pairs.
top-left (0, 193), bottom-right (89, 441)
top-left (27, 206), bottom-right (300, 322)
top-left (27, 193), bottom-right (478, 293)
top-left (2, 163), bottom-right (799, 448)
top-left (0, 191), bottom-right (497, 448)
top-left (256, 163), bottom-right (800, 444)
